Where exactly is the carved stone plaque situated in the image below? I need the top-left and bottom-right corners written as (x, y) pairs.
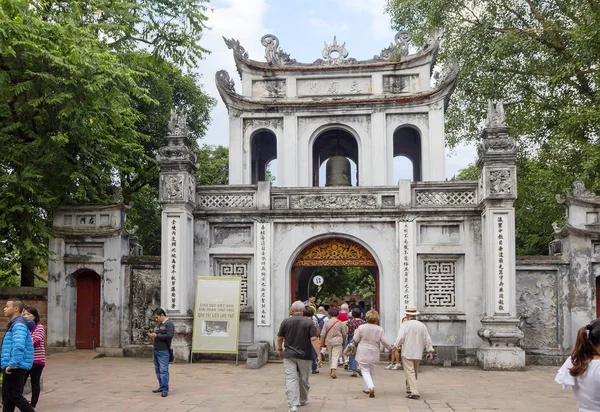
top-left (516, 271), bottom-right (558, 349)
top-left (488, 169), bottom-right (513, 196)
top-left (252, 79), bottom-right (286, 98)
top-left (130, 267), bottom-right (161, 344)
top-left (289, 194), bottom-right (377, 209)
top-left (383, 75), bottom-right (420, 94)
top-left (210, 225), bottom-right (253, 247)
top-left (296, 77), bottom-right (371, 97)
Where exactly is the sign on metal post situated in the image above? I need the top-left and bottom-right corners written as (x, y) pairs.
top-left (192, 277), bottom-right (241, 355)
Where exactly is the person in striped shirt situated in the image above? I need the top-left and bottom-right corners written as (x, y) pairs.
top-left (22, 307), bottom-right (45, 409)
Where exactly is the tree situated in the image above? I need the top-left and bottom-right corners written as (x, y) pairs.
top-left (387, 0), bottom-right (600, 254)
top-left (0, 0), bottom-right (210, 285)
top-left (308, 267), bottom-right (376, 305)
top-left (127, 145), bottom-right (228, 256)
top-left (195, 145), bottom-right (229, 186)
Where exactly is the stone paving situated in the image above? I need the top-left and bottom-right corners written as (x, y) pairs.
top-left (33, 351), bottom-right (577, 412)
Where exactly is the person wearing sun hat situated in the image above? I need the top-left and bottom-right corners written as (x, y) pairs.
top-left (393, 306), bottom-right (434, 400)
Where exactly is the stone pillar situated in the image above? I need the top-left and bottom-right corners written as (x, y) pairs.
top-left (476, 100), bottom-right (525, 370)
top-left (555, 182), bottom-right (600, 348)
top-left (158, 110), bottom-right (198, 360)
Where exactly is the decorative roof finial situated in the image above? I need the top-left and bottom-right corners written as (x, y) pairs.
top-left (321, 36), bottom-right (349, 65)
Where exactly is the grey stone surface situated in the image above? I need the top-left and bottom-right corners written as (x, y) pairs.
top-left (246, 341), bottom-right (270, 369)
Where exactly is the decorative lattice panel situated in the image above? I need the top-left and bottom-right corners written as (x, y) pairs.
top-left (424, 261), bottom-right (456, 307)
top-left (199, 194), bottom-right (255, 209)
top-left (217, 261), bottom-right (249, 306)
top-left (415, 191), bottom-right (476, 206)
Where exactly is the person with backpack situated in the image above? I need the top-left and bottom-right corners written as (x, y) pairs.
top-left (315, 307), bottom-right (328, 335)
top-left (346, 308), bottom-right (365, 377)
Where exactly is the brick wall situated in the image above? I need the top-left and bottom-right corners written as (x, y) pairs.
top-left (0, 287), bottom-right (48, 342)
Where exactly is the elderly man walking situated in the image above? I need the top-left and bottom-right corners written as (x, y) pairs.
top-left (394, 306), bottom-right (434, 400)
top-left (277, 301), bottom-right (322, 412)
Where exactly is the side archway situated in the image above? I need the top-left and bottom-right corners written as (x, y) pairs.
top-left (393, 125), bottom-right (422, 182)
top-left (250, 129), bottom-right (277, 184)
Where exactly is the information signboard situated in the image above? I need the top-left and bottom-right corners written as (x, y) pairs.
top-left (192, 277), bottom-right (241, 354)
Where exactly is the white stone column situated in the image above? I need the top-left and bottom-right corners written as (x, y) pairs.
top-left (476, 101), bottom-right (525, 370)
top-left (158, 111), bottom-right (198, 360)
top-left (229, 116), bottom-right (243, 184)
top-left (427, 101), bottom-right (445, 181)
top-left (281, 115), bottom-right (298, 187)
top-left (371, 112), bottom-right (386, 186)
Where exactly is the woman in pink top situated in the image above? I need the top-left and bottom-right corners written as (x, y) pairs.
top-left (22, 307), bottom-right (46, 409)
top-left (353, 310), bottom-right (396, 398)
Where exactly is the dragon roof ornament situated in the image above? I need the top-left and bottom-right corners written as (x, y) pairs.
top-left (223, 37), bottom-right (248, 59)
top-left (261, 34), bottom-right (297, 66)
top-left (216, 70), bottom-right (235, 94)
top-left (372, 30), bottom-right (412, 61)
top-left (223, 30), bottom-right (439, 67)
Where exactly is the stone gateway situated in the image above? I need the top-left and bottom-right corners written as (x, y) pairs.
top-left (46, 32), bottom-right (600, 370)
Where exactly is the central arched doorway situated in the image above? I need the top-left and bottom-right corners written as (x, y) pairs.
top-left (291, 237), bottom-right (379, 311)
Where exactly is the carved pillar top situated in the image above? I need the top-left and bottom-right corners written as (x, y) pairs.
top-left (477, 100), bottom-right (516, 166)
top-left (158, 109), bottom-right (198, 174)
top-left (477, 100), bottom-right (517, 202)
top-left (158, 109), bottom-right (198, 206)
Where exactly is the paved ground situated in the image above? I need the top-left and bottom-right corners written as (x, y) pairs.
top-left (32, 351), bottom-right (576, 412)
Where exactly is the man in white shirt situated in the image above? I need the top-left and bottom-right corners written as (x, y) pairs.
top-left (393, 306), bottom-right (434, 400)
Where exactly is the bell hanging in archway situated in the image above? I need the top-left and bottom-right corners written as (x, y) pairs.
top-left (325, 155), bottom-right (351, 186)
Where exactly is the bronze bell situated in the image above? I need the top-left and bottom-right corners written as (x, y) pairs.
top-left (325, 155), bottom-right (351, 186)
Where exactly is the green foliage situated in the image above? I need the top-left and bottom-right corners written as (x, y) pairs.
top-left (308, 267), bottom-right (376, 305)
top-left (0, 0), bottom-right (212, 284)
top-left (127, 145), bottom-right (228, 256)
top-left (454, 163), bottom-right (479, 181)
top-left (196, 145), bottom-right (229, 186)
top-left (387, 0), bottom-right (600, 254)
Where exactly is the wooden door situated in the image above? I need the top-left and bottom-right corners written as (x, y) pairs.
top-left (596, 276), bottom-right (600, 319)
top-left (76, 271), bottom-right (101, 349)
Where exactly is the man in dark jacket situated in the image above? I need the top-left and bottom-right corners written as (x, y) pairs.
top-left (1, 298), bottom-right (35, 412)
top-left (148, 308), bottom-right (174, 398)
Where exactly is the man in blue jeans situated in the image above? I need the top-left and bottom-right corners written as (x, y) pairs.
top-left (148, 308), bottom-right (174, 397)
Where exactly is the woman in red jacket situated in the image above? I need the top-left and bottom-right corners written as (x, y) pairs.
top-left (22, 307), bottom-right (46, 409)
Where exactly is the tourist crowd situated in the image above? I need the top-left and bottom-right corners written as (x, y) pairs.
top-left (278, 300), bottom-right (433, 412)
top-left (279, 298), bottom-right (600, 412)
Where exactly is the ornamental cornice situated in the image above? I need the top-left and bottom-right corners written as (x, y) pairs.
top-left (216, 69), bottom-right (457, 114)
top-left (293, 238), bottom-right (377, 267)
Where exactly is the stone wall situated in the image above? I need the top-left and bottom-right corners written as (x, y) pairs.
top-left (0, 287), bottom-right (48, 342)
top-left (516, 256), bottom-right (570, 365)
top-left (122, 256), bottom-right (161, 356)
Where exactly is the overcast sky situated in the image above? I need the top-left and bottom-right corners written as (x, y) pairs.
top-left (195, 0), bottom-right (477, 180)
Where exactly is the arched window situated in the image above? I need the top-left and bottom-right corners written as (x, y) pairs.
top-left (251, 130), bottom-right (277, 184)
top-left (312, 129), bottom-right (359, 187)
top-left (393, 127), bottom-right (421, 182)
